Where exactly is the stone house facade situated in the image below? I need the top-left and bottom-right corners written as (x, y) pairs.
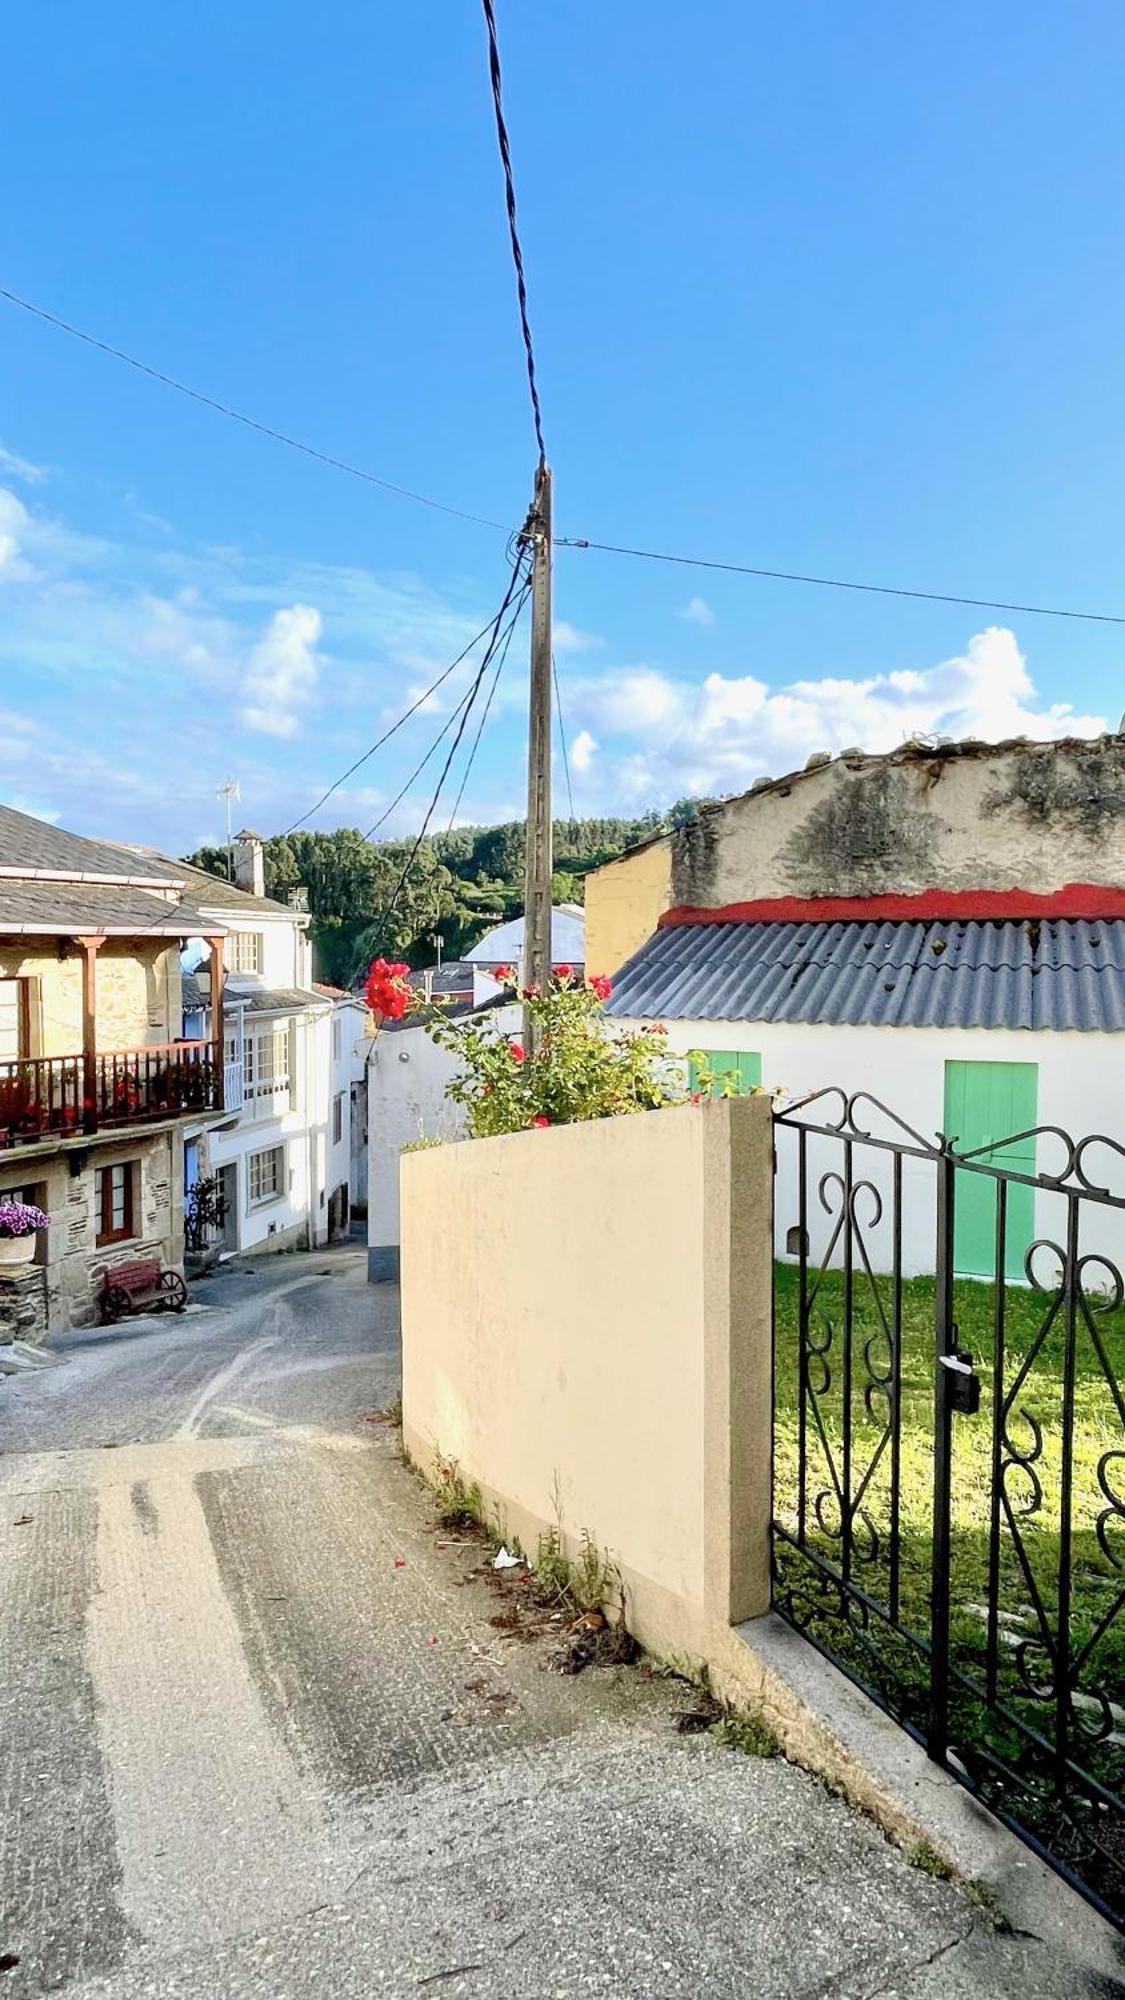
top-left (0, 806), bottom-right (226, 1337)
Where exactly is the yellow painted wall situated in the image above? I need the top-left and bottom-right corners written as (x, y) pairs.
top-left (584, 835), bottom-right (673, 979)
top-left (400, 1095), bottom-right (773, 1658)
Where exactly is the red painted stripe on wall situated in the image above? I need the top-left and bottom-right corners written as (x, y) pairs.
top-left (657, 884), bottom-right (1125, 928)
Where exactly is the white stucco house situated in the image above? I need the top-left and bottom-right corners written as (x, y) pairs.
top-left (366, 999), bottom-right (520, 1281)
top-left (596, 733), bottom-right (1125, 1279)
top-left (179, 833), bottom-right (358, 1254)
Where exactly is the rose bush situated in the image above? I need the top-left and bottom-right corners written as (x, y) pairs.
top-left (427, 967), bottom-right (676, 1138)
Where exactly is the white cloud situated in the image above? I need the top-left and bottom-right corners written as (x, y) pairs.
top-left (0, 444), bottom-right (48, 485)
top-left (241, 603), bottom-right (323, 738)
top-left (554, 619), bottom-right (602, 654)
top-left (582, 666), bottom-right (686, 734)
top-left (571, 627), bottom-right (1108, 804)
top-left (0, 487), bottom-right (32, 577)
top-left (679, 595), bottom-right (715, 628)
top-left (571, 728), bottom-right (598, 775)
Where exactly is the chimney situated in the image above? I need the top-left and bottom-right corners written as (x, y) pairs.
top-left (232, 829), bottom-right (265, 898)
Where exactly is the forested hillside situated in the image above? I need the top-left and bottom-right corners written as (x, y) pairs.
top-left (185, 803), bottom-right (706, 986)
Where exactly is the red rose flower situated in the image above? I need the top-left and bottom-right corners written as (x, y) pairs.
top-left (509, 1042), bottom-right (527, 1063)
top-left (555, 963), bottom-right (573, 983)
top-left (532, 1114), bottom-right (551, 1128)
top-left (589, 974), bottom-right (612, 1002)
top-left (365, 957), bottom-right (414, 1022)
top-left (494, 964), bottom-right (513, 984)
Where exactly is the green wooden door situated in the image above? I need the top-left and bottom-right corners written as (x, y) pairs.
top-left (943, 1060), bottom-right (1038, 1279)
top-left (688, 1049), bottom-right (762, 1097)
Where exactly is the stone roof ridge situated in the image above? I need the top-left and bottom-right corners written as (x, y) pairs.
top-left (599, 727), bottom-right (1125, 869)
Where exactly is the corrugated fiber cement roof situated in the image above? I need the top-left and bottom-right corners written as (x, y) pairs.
top-left (605, 918), bottom-right (1125, 1033)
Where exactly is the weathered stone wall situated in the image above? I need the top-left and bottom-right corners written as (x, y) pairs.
top-left (0, 1267), bottom-right (48, 1345)
top-left (670, 736), bottom-right (1125, 909)
top-left (0, 1131), bottom-right (184, 1331)
top-left (0, 942), bottom-right (182, 1056)
top-left (96, 943), bottom-right (182, 1049)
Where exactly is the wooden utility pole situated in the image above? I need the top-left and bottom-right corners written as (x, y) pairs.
top-left (522, 462), bottom-right (553, 1045)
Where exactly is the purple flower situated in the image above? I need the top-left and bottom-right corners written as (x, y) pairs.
top-left (0, 1200), bottom-right (49, 1239)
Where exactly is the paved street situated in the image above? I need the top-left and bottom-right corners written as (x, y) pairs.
top-left (1, 1245), bottom-right (1122, 1998)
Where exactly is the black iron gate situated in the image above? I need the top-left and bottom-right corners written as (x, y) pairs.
top-left (771, 1090), bottom-right (1125, 1927)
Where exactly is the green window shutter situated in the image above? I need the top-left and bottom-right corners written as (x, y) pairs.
top-left (944, 1060), bottom-right (1038, 1279)
top-left (688, 1049), bottom-right (762, 1098)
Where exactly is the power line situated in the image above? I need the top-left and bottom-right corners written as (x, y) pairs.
top-left (362, 576), bottom-right (530, 842)
top-left (363, 686), bottom-right (480, 843)
top-left (366, 556), bottom-right (532, 938)
top-left (0, 284), bottom-right (510, 531)
top-left (555, 536), bottom-right (1125, 628)
top-left (446, 587), bottom-right (530, 831)
top-left (283, 598), bottom-right (529, 835)
top-left (552, 653), bottom-right (576, 824)
top-left (479, 0), bottom-right (547, 464)
top-left (10, 291), bottom-right (1120, 629)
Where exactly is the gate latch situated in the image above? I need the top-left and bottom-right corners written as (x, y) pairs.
top-left (940, 1349), bottom-right (982, 1416)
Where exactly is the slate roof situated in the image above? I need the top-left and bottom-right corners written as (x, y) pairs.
top-left (605, 918), bottom-right (1125, 1034)
top-left (228, 987), bottom-right (329, 1017)
top-left (408, 962), bottom-right (475, 997)
top-left (0, 881), bottom-right (213, 936)
top-left (160, 856), bottom-right (297, 918)
top-left (0, 805), bottom-right (181, 884)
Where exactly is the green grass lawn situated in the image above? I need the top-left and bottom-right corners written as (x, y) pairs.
top-left (772, 1260), bottom-right (1125, 1906)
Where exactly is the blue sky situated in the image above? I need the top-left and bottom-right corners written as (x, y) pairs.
top-left (1, 2), bottom-right (1122, 854)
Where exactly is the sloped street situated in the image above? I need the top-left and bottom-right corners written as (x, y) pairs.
top-left (0, 1247), bottom-right (1119, 1998)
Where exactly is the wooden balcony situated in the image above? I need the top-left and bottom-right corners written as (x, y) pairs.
top-left (0, 1040), bottom-right (223, 1149)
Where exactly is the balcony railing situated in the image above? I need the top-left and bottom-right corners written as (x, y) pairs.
top-left (224, 1058), bottom-right (244, 1114)
top-left (0, 1040), bottom-right (222, 1148)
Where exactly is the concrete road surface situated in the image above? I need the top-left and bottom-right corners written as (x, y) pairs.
top-left (1, 1244), bottom-right (1121, 1998)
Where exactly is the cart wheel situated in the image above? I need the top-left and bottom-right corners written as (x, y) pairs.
top-left (160, 1271), bottom-right (188, 1314)
top-left (104, 1286), bottom-right (131, 1324)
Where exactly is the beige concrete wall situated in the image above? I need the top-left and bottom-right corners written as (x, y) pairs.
top-left (0, 941), bottom-right (182, 1056)
top-left (668, 737), bottom-right (1125, 909)
top-left (0, 1130), bottom-right (184, 1331)
top-left (401, 1095), bottom-right (773, 1661)
top-left (584, 835), bottom-right (673, 978)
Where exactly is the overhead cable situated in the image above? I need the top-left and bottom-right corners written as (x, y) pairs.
top-left (552, 653), bottom-right (576, 824)
top-left (0, 284), bottom-right (509, 530)
top-left (363, 574), bottom-right (530, 843)
top-left (479, 0), bottom-right (547, 463)
top-left (556, 537), bottom-right (1125, 628)
top-left (284, 597), bottom-right (530, 835)
top-left (445, 586), bottom-right (530, 831)
top-left (366, 554), bottom-right (532, 936)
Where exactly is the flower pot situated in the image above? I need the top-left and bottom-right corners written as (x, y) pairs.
top-left (0, 1233), bottom-right (36, 1268)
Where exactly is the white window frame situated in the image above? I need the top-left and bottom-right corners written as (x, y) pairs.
top-left (246, 1023), bottom-right (292, 1120)
top-left (229, 931), bottom-right (263, 975)
top-left (247, 1144), bottom-right (285, 1208)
